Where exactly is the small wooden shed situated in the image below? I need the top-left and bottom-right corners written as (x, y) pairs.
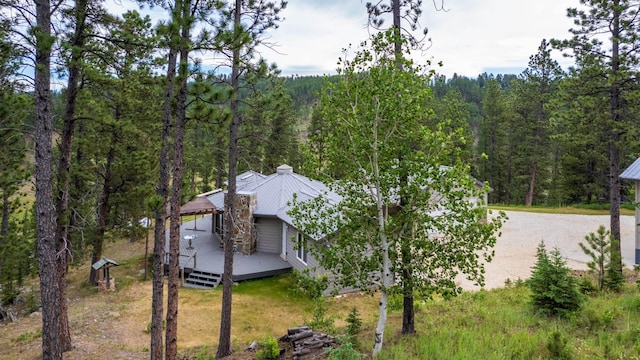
top-left (91, 257), bottom-right (119, 291)
top-left (620, 157), bottom-right (640, 264)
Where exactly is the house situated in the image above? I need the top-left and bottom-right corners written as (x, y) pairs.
top-left (170, 164), bottom-right (488, 291)
top-left (168, 164), bottom-right (340, 289)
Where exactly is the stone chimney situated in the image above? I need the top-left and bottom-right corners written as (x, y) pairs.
top-left (224, 191), bottom-right (258, 255)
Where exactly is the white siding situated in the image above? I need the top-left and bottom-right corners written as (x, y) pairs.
top-left (255, 217), bottom-right (281, 254)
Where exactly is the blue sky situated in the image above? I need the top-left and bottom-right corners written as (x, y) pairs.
top-left (106, 0), bottom-right (578, 79)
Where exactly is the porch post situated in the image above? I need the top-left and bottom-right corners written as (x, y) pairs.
top-left (281, 223), bottom-right (287, 261)
top-left (636, 181), bottom-right (640, 264)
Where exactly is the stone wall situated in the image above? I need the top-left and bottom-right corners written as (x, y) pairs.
top-left (224, 191), bottom-right (258, 255)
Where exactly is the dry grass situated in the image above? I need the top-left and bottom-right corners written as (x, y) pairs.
top-left (0, 234), bottom-right (379, 359)
top-left (490, 204), bottom-right (635, 216)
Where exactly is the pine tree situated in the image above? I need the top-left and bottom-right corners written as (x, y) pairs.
top-left (579, 225), bottom-right (611, 291)
top-left (528, 242), bottom-right (583, 316)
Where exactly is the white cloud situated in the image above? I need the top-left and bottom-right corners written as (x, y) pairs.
top-left (104, 0), bottom-right (580, 78)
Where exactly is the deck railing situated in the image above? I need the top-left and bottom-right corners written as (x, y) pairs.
top-left (180, 251), bottom-right (197, 285)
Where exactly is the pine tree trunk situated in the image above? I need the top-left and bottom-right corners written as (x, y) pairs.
top-left (34, 0), bottom-right (63, 357)
top-left (525, 162), bottom-right (537, 206)
top-left (166, 4), bottom-right (190, 355)
top-left (54, 0), bottom-right (87, 350)
top-left (150, 44), bottom-right (178, 360)
top-left (217, 3), bottom-right (241, 357)
top-left (89, 131), bottom-right (116, 285)
top-left (609, 2), bottom-right (623, 275)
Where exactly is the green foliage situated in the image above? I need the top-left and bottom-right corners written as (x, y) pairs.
top-left (291, 270), bottom-right (328, 300)
top-left (546, 330), bottom-right (572, 360)
top-left (577, 306), bottom-right (617, 331)
top-left (579, 225), bottom-right (611, 291)
top-left (290, 268), bottom-right (334, 334)
top-left (14, 330), bottom-right (42, 343)
top-left (306, 297), bottom-right (335, 334)
top-left (326, 340), bottom-right (364, 360)
top-left (604, 237), bottom-right (624, 292)
top-left (577, 277), bottom-right (598, 295)
top-left (344, 307), bottom-right (362, 337)
top-left (256, 335), bottom-right (280, 360)
top-left (528, 242), bottom-right (584, 316)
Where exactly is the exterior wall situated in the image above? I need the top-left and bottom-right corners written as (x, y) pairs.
top-left (284, 226), bottom-right (356, 295)
top-left (255, 217), bottom-right (282, 254)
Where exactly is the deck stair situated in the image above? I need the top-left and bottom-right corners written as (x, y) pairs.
top-left (183, 270), bottom-right (221, 289)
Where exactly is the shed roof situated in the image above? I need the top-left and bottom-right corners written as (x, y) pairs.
top-left (91, 257), bottom-right (119, 270)
top-left (620, 157), bottom-right (640, 181)
top-left (179, 195), bottom-right (217, 216)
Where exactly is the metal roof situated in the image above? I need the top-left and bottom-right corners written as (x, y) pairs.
top-left (620, 157), bottom-right (640, 181)
top-left (91, 257), bottom-right (119, 270)
top-left (207, 164), bottom-right (341, 226)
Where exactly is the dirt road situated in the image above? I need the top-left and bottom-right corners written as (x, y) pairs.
top-left (461, 210), bottom-right (637, 290)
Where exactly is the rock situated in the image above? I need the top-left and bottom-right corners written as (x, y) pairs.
top-left (29, 311), bottom-right (41, 319)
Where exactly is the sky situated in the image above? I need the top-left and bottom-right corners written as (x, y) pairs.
top-left (262, 0), bottom-right (578, 78)
top-left (107, 0), bottom-right (579, 79)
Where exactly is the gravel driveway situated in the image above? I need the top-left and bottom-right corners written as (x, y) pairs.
top-left (460, 210), bottom-right (637, 290)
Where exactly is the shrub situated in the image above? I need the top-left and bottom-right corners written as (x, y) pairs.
top-left (307, 297), bottom-right (335, 334)
top-left (326, 340), bottom-right (363, 360)
top-left (345, 307), bottom-right (362, 337)
top-left (291, 270), bottom-right (328, 299)
top-left (256, 335), bottom-right (280, 360)
top-left (546, 330), bottom-right (572, 360)
top-left (528, 241), bottom-right (584, 316)
top-left (577, 277), bottom-right (598, 296)
top-left (604, 238), bottom-right (624, 292)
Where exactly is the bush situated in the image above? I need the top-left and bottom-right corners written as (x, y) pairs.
top-left (345, 307), bottom-right (362, 337)
top-left (546, 330), bottom-right (572, 360)
top-left (326, 340), bottom-right (363, 360)
top-left (605, 238), bottom-right (624, 292)
top-left (528, 241), bottom-right (584, 316)
top-left (291, 270), bottom-right (328, 299)
top-left (256, 335), bottom-right (280, 360)
top-left (306, 297), bottom-right (335, 334)
top-left (577, 278), bottom-right (598, 296)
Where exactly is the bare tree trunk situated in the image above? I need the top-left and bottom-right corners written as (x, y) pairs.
top-left (150, 43), bottom-right (178, 360)
top-left (34, 0), bottom-right (63, 357)
top-left (217, 3), bottom-right (241, 358)
top-left (166, 1), bottom-right (190, 355)
top-left (372, 147), bottom-right (391, 356)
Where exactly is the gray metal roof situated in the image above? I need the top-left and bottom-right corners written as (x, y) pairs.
top-left (207, 164), bottom-right (341, 226)
top-left (91, 257), bottom-right (119, 270)
top-left (620, 157), bottom-right (640, 180)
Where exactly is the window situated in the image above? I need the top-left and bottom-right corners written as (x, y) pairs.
top-left (214, 212), bottom-right (224, 235)
top-left (296, 232), bottom-right (307, 264)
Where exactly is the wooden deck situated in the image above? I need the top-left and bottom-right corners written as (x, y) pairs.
top-left (165, 214), bottom-right (292, 282)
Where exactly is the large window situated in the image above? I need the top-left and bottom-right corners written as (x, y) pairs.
top-left (296, 232), bottom-right (307, 264)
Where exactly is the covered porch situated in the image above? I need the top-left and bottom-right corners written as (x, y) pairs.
top-left (165, 214), bottom-right (292, 287)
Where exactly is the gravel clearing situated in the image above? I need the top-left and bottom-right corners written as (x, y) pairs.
top-left (460, 210), bottom-right (637, 291)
